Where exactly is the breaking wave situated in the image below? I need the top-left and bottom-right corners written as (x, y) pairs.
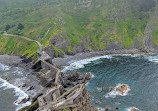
top-left (0, 63), bottom-right (10, 71)
top-left (62, 54), bottom-right (143, 72)
top-left (0, 77), bottom-right (31, 111)
top-left (62, 55), bottom-right (113, 72)
top-left (144, 55), bottom-right (158, 63)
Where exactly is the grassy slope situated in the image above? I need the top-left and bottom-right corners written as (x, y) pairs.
top-left (0, 34), bottom-right (39, 58)
top-left (0, 0), bottom-right (156, 57)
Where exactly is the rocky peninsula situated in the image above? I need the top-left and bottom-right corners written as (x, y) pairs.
top-left (16, 48), bottom-right (144, 111)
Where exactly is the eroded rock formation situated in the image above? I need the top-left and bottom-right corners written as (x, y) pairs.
top-left (20, 59), bottom-right (96, 111)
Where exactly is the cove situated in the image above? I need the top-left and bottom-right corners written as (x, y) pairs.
top-left (66, 54), bottom-right (158, 111)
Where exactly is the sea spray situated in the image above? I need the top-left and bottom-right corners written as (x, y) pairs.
top-left (0, 63), bottom-right (10, 71)
top-left (62, 54), bottom-right (143, 72)
top-left (62, 55), bottom-right (113, 72)
top-left (0, 77), bottom-right (31, 110)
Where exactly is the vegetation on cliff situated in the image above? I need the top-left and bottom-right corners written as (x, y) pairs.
top-left (0, 0), bottom-right (158, 57)
top-left (0, 34), bottom-right (39, 58)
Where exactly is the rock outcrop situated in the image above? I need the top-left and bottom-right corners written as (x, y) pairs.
top-left (20, 60), bottom-right (96, 111)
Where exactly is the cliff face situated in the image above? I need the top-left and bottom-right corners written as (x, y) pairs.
top-left (37, 85), bottom-right (97, 111)
top-left (143, 7), bottom-right (158, 51)
top-left (55, 86), bottom-right (97, 111)
top-left (24, 60), bottom-right (97, 111)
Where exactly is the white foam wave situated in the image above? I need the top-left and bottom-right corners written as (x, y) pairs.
top-left (91, 73), bottom-right (95, 78)
top-left (62, 54), bottom-right (143, 72)
top-left (62, 55), bottom-right (113, 72)
top-left (144, 55), bottom-right (158, 63)
top-left (0, 77), bottom-right (31, 110)
top-left (15, 101), bottom-right (31, 111)
top-left (85, 82), bottom-right (89, 86)
top-left (105, 84), bottom-right (130, 98)
top-left (13, 67), bottom-right (23, 75)
top-left (0, 63), bottom-right (10, 71)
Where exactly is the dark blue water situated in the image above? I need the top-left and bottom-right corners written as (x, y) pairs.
top-left (69, 55), bottom-right (158, 111)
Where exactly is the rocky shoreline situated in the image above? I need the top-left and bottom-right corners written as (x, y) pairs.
top-left (52, 49), bottom-right (149, 68)
top-left (0, 54), bottom-right (44, 111)
top-left (0, 49), bottom-right (147, 111)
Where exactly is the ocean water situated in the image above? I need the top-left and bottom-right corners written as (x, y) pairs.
top-left (65, 54), bottom-right (158, 111)
top-left (0, 62), bottom-right (40, 111)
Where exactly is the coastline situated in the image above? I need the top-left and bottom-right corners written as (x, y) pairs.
top-left (52, 49), bottom-right (146, 67)
top-left (0, 54), bottom-right (43, 111)
top-left (0, 48), bottom-right (155, 111)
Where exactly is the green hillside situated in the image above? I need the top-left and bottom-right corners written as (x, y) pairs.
top-left (0, 0), bottom-right (157, 58)
top-left (0, 34), bottom-right (39, 58)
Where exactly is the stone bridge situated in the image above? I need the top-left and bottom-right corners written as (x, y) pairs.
top-left (40, 59), bottom-right (61, 84)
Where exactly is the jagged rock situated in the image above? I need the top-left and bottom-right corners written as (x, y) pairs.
top-left (59, 85), bottom-right (66, 95)
top-left (16, 97), bottom-right (30, 104)
top-left (32, 93), bottom-right (43, 103)
top-left (38, 76), bottom-right (54, 88)
top-left (67, 70), bottom-right (80, 82)
top-left (21, 83), bottom-right (26, 87)
top-left (61, 78), bottom-right (73, 88)
top-left (83, 72), bottom-right (92, 80)
top-left (44, 82), bottom-right (52, 87)
top-left (67, 52), bottom-right (74, 55)
top-left (5, 78), bottom-right (10, 81)
top-left (109, 87), bottom-right (114, 92)
top-left (27, 86), bottom-right (34, 91)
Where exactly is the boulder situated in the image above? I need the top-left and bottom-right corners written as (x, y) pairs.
top-left (116, 84), bottom-right (128, 95)
top-left (83, 72), bottom-right (92, 80)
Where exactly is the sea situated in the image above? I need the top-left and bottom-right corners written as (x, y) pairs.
top-left (0, 61), bottom-right (41, 111)
top-left (64, 54), bottom-right (158, 111)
